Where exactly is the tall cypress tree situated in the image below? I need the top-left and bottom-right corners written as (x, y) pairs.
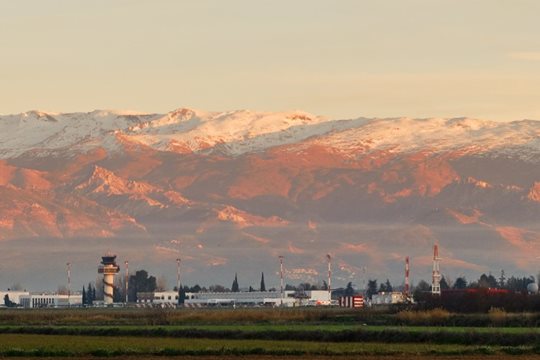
top-left (232, 273), bottom-right (239, 292)
top-left (260, 272), bottom-right (266, 292)
top-left (82, 287), bottom-right (86, 305)
top-left (86, 283), bottom-right (93, 305)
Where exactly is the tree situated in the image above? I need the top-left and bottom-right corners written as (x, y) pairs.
top-left (440, 276), bottom-right (450, 290)
top-left (86, 283), bottom-right (96, 305)
top-left (4, 294), bottom-right (15, 307)
top-left (322, 280), bottom-right (328, 291)
top-left (413, 280), bottom-right (431, 302)
top-left (249, 286), bottom-right (254, 292)
top-left (345, 282), bottom-right (355, 296)
top-left (477, 273), bottom-right (498, 288)
top-left (232, 273), bottom-right (239, 292)
top-left (82, 287), bottom-right (86, 305)
top-left (260, 272), bottom-right (266, 292)
top-left (505, 276), bottom-right (535, 292)
top-left (499, 270), bottom-right (506, 288)
top-left (385, 279), bottom-right (393, 292)
top-left (209, 284), bottom-right (227, 292)
top-left (453, 277), bottom-right (467, 289)
top-left (128, 270), bottom-right (157, 302)
top-left (178, 286), bottom-right (186, 305)
top-left (378, 282), bottom-right (387, 293)
top-left (299, 283), bottom-right (317, 291)
top-left (366, 279), bottom-right (378, 299)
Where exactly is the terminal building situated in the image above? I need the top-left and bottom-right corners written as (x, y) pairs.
top-left (19, 293), bottom-right (83, 308)
top-left (137, 290), bottom-right (331, 307)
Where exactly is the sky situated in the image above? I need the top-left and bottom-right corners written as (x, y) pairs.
top-left (1, 0), bottom-right (540, 121)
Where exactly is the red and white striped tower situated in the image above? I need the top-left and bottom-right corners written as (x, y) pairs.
top-left (431, 243), bottom-right (441, 295)
top-left (279, 255), bottom-right (284, 306)
top-left (66, 262), bottom-right (71, 306)
top-left (404, 256), bottom-right (410, 297)
top-left (326, 254), bottom-right (332, 300)
top-left (124, 260), bottom-right (129, 304)
top-left (98, 254), bottom-right (120, 305)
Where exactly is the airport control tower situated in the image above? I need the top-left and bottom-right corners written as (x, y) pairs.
top-left (98, 254), bottom-right (120, 304)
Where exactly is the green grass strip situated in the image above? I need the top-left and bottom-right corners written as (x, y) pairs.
top-left (0, 334), bottom-right (539, 357)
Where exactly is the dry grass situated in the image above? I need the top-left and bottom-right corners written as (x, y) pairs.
top-left (396, 308), bottom-right (451, 325)
top-left (0, 308), bottom-right (350, 326)
top-left (488, 308), bottom-right (508, 326)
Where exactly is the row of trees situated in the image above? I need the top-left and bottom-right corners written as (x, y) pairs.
top-left (359, 272), bottom-right (537, 300)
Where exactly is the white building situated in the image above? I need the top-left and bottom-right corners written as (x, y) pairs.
top-left (137, 290), bottom-right (331, 307)
top-left (186, 290), bottom-right (330, 307)
top-left (371, 291), bottom-right (407, 305)
top-left (19, 293), bottom-right (83, 308)
top-left (0, 291), bottom-right (30, 307)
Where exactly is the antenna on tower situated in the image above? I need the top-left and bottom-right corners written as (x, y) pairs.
top-left (432, 243), bottom-right (441, 295)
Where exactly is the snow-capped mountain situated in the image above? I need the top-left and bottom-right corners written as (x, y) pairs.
top-left (0, 108), bottom-right (539, 290)
top-left (2, 109), bottom-right (539, 159)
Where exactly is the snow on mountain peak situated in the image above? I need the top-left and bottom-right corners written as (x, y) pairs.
top-left (0, 109), bottom-right (539, 159)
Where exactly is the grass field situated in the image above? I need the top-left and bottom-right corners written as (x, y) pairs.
top-left (2, 308), bottom-right (540, 357)
top-left (0, 333), bottom-right (537, 357)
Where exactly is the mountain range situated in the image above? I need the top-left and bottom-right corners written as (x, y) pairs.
top-left (0, 108), bottom-right (539, 290)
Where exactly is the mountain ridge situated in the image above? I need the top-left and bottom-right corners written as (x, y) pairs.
top-left (0, 108), bottom-right (539, 289)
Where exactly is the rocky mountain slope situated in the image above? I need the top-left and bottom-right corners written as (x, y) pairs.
top-left (0, 109), bottom-right (539, 290)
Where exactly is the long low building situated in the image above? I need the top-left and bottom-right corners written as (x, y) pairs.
top-left (19, 293), bottom-right (83, 308)
top-left (138, 290), bottom-right (331, 307)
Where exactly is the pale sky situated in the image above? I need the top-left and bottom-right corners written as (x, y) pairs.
top-left (1, 0), bottom-right (540, 121)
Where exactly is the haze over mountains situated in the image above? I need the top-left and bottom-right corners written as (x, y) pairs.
top-left (0, 108), bottom-right (539, 290)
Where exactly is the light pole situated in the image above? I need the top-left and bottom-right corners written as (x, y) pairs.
top-left (279, 256), bottom-right (284, 306)
top-left (124, 260), bottom-right (129, 304)
top-left (176, 258), bottom-right (181, 292)
top-left (326, 254), bottom-right (332, 301)
top-left (66, 262), bottom-right (71, 307)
